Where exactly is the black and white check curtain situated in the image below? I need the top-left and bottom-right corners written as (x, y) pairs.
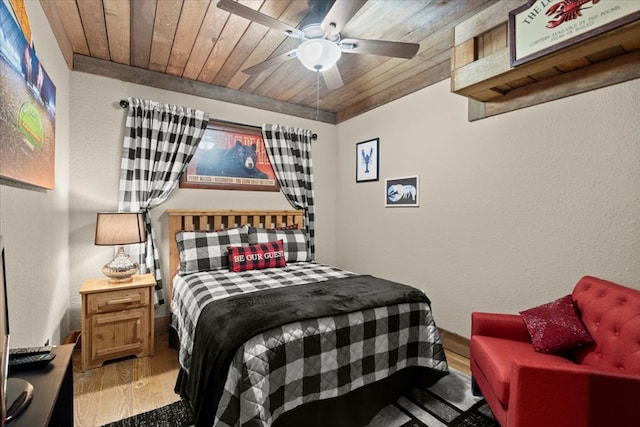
top-left (118, 98), bottom-right (209, 305)
top-left (261, 124), bottom-right (315, 259)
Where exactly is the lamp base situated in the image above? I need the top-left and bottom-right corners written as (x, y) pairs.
top-left (104, 274), bottom-right (136, 284)
top-left (103, 247), bottom-right (139, 283)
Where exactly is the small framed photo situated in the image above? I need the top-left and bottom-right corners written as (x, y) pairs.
top-left (356, 138), bottom-right (379, 183)
top-left (385, 176), bottom-right (419, 207)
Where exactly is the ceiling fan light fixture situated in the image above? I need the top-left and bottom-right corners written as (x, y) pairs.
top-left (297, 38), bottom-right (342, 72)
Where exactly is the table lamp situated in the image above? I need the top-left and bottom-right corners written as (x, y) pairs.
top-left (94, 212), bottom-right (147, 283)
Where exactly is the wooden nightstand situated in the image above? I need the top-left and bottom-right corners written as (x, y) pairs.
top-left (80, 274), bottom-right (156, 371)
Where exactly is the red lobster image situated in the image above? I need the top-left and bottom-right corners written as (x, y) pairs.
top-left (545, 0), bottom-right (600, 29)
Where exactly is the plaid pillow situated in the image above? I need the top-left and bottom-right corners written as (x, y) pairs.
top-left (227, 240), bottom-right (286, 272)
top-left (248, 227), bottom-right (309, 262)
top-left (176, 225), bottom-right (249, 274)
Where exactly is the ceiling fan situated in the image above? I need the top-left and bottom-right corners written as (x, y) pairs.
top-left (217, 0), bottom-right (420, 91)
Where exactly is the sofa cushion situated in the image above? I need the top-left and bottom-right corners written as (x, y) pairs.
top-left (520, 294), bottom-right (594, 354)
top-left (572, 276), bottom-right (640, 374)
top-left (471, 336), bottom-right (575, 406)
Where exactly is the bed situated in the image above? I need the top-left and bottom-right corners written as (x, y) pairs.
top-left (167, 209), bottom-right (448, 427)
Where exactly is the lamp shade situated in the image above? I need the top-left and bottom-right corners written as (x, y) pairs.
top-left (297, 38), bottom-right (342, 71)
top-left (95, 212), bottom-right (146, 246)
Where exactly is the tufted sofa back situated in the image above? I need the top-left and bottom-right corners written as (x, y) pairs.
top-left (572, 276), bottom-right (640, 375)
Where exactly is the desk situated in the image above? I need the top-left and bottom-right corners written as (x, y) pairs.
top-left (8, 344), bottom-right (74, 427)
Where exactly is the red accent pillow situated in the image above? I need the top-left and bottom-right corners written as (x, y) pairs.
top-left (520, 294), bottom-right (594, 354)
top-left (228, 240), bottom-right (286, 272)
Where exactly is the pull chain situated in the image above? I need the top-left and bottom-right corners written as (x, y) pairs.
top-left (316, 70), bottom-right (320, 121)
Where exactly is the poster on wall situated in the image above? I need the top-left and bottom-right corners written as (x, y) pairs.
top-left (356, 138), bottom-right (379, 183)
top-left (385, 176), bottom-right (419, 208)
top-left (509, 0), bottom-right (640, 66)
top-left (0, 0), bottom-right (56, 189)
top-left (179, 121), bottom-right (280, 192)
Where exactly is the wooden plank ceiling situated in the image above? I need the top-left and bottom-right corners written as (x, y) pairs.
top-left (40, 0), bottom-right (498, 124)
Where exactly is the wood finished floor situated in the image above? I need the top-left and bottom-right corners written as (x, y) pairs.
top-left (73, 334), bottom-right (471, 427)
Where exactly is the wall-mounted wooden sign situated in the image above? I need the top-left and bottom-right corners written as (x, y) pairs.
top-left (509, 0), bottom-right (640, 66)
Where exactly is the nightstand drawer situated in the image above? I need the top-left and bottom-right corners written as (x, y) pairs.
top-left (87, 288), bottom-right (149, 314)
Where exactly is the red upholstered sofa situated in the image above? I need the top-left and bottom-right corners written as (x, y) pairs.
top-left (470, 276), bottom-right (640, 426)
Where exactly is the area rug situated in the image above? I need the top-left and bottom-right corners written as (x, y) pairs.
top-left (368, 368), bottom-right (498, 427)
top-left (102, 369), bottom-right (497, 427)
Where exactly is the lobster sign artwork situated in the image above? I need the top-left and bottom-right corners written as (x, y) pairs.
top-left (356, 138), bottom-right (379, 183)
top-left (385, 176), bottom-right (419, 208)
top-left (509, 0), bottom-right (640, 66)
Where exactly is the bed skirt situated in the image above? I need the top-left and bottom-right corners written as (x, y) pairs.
top-left (175, 365), bottom-right (447, 427)
top-left (273, 366), bottom-right (447, 427)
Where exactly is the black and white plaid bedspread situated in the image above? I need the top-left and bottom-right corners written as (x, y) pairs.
top-left (172, 262), bottom-right (356, 372)
top-left (172, 263), bottom-right (448, 427)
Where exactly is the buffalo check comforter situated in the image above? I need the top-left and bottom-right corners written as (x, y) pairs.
top-left (172, 262), bottom-right (448, 427)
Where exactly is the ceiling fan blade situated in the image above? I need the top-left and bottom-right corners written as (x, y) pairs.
top-left (321, 0), bottom-right (366, 35)
top-left (322, 66), bottom-right (344, 91)
top-left (217, 0), bottom-right (305, 39)
top-left (243, 50), bottom-right (297, 74)
top-left (340, 38), bottom-right (420, 59)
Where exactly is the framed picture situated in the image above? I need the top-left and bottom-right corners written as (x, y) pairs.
top-left (179, 120), bottom-right (279, 192)
top-left (0, 1), bottom-right (57, 190)
top-left (385, 176), bottom-right (419, 207)
top-left (509, 0), bottom-right (640, 66)
top-left (356, 138), bottom-right (379, 182)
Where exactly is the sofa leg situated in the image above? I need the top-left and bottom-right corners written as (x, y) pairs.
top-left (471, 376), bottom-right (483, 397)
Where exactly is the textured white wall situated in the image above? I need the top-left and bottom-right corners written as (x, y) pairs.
top-left (67, 72), bottom-right (338, 329)
top-left (0, 2), bottom-right (70, 346)
top-left (336, 78), bottom-right (640, 338)
top-left (5, 2), bottom-right (639, 344)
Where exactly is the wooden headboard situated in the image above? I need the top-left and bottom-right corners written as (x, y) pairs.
top-left (166, 209), bottom-right (304, 308)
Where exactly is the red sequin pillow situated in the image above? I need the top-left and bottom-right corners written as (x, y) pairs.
top-left (227, 240), bottom-right (286, 272)
top-left (520, 294), bottom-right (594, 354)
